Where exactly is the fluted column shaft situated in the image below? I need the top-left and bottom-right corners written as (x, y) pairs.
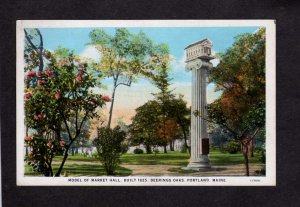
top-left (191, 66), bottom-right (207, 161)
top-left (184, 58), bottom-right (212, 169)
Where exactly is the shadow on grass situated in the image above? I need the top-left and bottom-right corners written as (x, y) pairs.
top-left (121, 152), bottom-right (190, 165)
top-left (168, 166), bottom-right (227, 174)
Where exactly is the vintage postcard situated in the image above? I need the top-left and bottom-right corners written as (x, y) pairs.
top-left (16, 20), bottom-right (276, 186)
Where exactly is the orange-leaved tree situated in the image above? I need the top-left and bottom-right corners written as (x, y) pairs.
top-left (208, 28), bottom-right (266, 176)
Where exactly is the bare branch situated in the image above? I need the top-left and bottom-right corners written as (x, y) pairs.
top-left (24, 29), bottom-right (38, 51)
top-left (116, 79), bottom-right (132, 88)
top-left (36, 29), bottom-right (43, 49)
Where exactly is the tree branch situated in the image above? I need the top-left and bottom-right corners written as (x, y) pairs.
top-left (24, 29), bottom-right (38, 51)
top-left (36, 29), bottom-right (43, 49)
top-left (116, 80), bottom-right (132, 88)
top-left (249, 127), bottom-right (260, 140)
top-left (77, 112), bottom-right (88, 137)
top-left (61, 113), bottom-right (73, 141)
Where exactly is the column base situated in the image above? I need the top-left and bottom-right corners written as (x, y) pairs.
top-left (182, 155), bottom-right (211, 170)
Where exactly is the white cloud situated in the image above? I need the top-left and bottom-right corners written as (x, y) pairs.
top-left (253, 28), bottom-right (260, 34)
top-left (80, 45), bottom-right (101, 62)
top-left (171, 52), bottom-right (186, 72)
top-left (211, 58), bottom-right (220, 67)
top-left (211, 49), bottom-right (220, 67)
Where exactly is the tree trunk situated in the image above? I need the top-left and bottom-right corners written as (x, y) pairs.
top-left (242, 143), bottom-right (250, 176)
top-left (169, 141), bottom-right (172, 151)
top-left (250, 138), bottom-right (255, 157)
top-left (172, 140), bottom-right (175, 151)
top-left (169, 140), bottom-right (174, 151)
top-left (163, 145), bottom-right (167, 153)
top-left (49, 165), bottom-right (53, 177)
top-left (107, 85), bottom-right (117, 128)
top-left (38, 49), bottom-right (44, 71)
top-left (145, 144), bottom-right (152, 154)
top-left (180, 124), bottom-right (190, 155)
top-left (55, 145), bottom-right (70, 177)
top-left (56, 128), bottom-right (61, 141)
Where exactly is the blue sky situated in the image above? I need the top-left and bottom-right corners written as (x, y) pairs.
top-left (37, 26), bottom-right (259, 125)
top-left (39, 27), bottom-right (257, 56)
top-left (39, 27), bottom-right (258, 82)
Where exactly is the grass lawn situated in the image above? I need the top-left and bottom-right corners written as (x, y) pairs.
top-left (25, 164), bottom-right (132, 177)
top-left (209, 150), bottom-right (262, 166)
top-left (120, 150), bottom-right (262, 165)
top-left (25, 149), bottom-right (263, 176)
top-left (52, 150), bottom-right (262, 165)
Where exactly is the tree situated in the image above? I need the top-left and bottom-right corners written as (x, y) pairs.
top-left (61, 115), bottom-right (92, 156)
top-left (208, 122), bottom-right (235, 148)
top-left (24, 28), bottom-right (45, 72)
top-left (88, 28), bottom-right (170, 128)
top-left (24, 47), bottom-right (108, 176)
top-left (151, 48), bottom-right (175, 153)
top-left (93, 126), bottom-right (126, 175)
top-left (24, 29), bottom-right (52, 149)
top-left (167, 95), bottom-right (191, 154)
top-left (208, 28), bottom-right (266, 176)
top-left (157, 118), bottom-right (180, 151)
top-left (129, 100), bottom-right (164, 153)
top-left (129, 95), bottom-right (189, 154)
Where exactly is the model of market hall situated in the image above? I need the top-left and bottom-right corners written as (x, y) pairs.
top-left (184, 38), bottom-right (214, 170)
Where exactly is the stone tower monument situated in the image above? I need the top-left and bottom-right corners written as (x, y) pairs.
top-left (184, 38), bottom-right (214, 169)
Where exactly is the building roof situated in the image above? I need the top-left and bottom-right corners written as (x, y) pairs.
top-left (184, 38), bottom-right (211, 50)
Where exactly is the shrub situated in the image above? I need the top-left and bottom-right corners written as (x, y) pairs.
top-left (133, 148), bottom-right (144, 154)
top-left (256, 147), bottom-right (266, 163)
top-left (121, 142), bottom-right (129, 154)
top-left (93, 126), bottom-right (126, 175)
top-left (223, 140), bottom-right (241, 154)
top-left (180, 144), bottom-right (188, 153)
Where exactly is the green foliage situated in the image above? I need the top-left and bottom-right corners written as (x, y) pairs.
top-left (121, 142), bottom-right (129, 154)
top-left (93, 126), bottom-right (126, 175)
top-left (208, 28), bottom-right (266, 139)
top-left (129, 95), bottom-right (190, 153)
top-left (209, 123), bottom-right (233, 148)
top-left (255, 147), bottom-right (266, 164)
top-left (208, 28), bottom-right (266, 176)
top-left (223, 140), bottom-right (241, 154)
top-left (180, 144), bottom-right (188, 153)
top-left (209, 29), bottom-right (265, 136)
top-left (88, 28), bottom-right (171, 128)
top-left (133, 148), bottom-right (144, 154)
top-left (25, 133), bottom-right (64, 176)
top-left (129, 100), bottom-right (164, 148)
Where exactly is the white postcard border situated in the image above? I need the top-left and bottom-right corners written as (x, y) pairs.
top-left (16, 20), bottom-right (276, 186)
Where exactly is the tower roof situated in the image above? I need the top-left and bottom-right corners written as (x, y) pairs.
top-left (184, 38), bottom-right (211, 50)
